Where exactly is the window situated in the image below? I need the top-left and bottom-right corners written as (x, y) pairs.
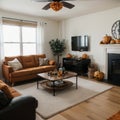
top-left (2, 18), bottom-right (37, 56)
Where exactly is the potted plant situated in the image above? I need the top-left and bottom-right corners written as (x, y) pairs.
top-left (49, 38), bottom-right (66, 68)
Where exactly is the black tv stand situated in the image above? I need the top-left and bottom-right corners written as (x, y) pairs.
top-left (63, 58), bottom-right (91, 75)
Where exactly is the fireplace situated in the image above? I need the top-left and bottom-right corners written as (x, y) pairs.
top-left (108, 53), bottom-right (120, 85)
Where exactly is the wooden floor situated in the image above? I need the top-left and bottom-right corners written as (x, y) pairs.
top-left (48, 77), bottom-right (120, 120)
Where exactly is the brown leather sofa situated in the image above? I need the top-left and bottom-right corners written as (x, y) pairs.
top-left (0, 80), bottom-right (38, 120)
top-left (2, 54), bottom-right (56, 85)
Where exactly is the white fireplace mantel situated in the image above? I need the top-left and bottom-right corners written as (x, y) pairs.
top-left (100, 44), bottom-right (120, 48)
top-left (100, 44), bottom-right (120, 79)
top-left (100, 44), bottom-right (120, 53)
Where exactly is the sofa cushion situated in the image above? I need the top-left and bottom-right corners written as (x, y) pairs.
top-left (8, 58), bottom-right (23, 71)
top-left (0, 90), bottom-right (12, 109)
top-left (11, 66), bottom-right (55, 77)
top-left (31, 66), bottom-right (56, 74)
top-left (21, 55), bottom-right (36, 68)
top-left (11, 68), bottom-right (34, 77)
top-left (35, 54), bottom-right (46, 66)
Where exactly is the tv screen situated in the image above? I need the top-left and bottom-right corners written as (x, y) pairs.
top-left (71, 36), bottom-right (80, 51)
top-left (71, 35), bottom-right (89, 51)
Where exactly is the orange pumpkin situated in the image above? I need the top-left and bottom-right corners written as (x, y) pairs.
top-left (66, 53), bottom-right (72, 58)
top-left (115, 39), bottom-right (120, 44)
top-left (110, 39), bottom-right (116, 44)
top-left (100, 40), bottom-right (104, 44)
top-left (102, 34), bottom-right (112, 44)
top-left (94, 71), bottom-right (104, 81)
top-left (82, 53), bottom-right (88, 59)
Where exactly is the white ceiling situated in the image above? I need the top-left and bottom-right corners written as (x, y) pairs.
top-left (0, 0), bottom-right (120, 21)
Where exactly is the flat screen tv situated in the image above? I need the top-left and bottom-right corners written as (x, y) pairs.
top-left (71, 35), bottom-right (89, 51)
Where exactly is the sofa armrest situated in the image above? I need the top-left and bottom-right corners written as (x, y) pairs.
top-left (2, 64), bottom-right (14, 81)
top-left (2, 64), bottom-right (13, 73)
top-left (0, 95), bottom-right (38, 120)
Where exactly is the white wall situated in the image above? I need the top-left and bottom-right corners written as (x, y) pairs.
top-left (59, 7), bottom-right (120, 78)
top-left (43, 20), bottom-right (59, 59)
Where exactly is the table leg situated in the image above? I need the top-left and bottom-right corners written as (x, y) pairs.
top-left (37, 79), bottom-right (39, 89)
top-left (53, 81), bottom-right (56, 96)
top-left (76, 75), bottom-right (78, 89)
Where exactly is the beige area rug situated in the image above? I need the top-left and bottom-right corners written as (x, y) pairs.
top-left (14, 77), bottom-right (112, 119)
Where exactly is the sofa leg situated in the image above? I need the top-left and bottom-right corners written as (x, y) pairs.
top-left (4, 79), bottom-right (14, 86)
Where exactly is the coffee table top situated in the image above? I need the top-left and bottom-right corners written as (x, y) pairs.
top-left (37, 71), bottom-right (77, 82)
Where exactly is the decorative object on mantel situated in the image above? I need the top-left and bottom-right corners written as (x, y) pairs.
top-left (100, 20), bottom-right (120, 45)
top-left (100, 34), bottom-right (112, 44)
top-left (115, 39), bottom-right (120, 44)
top-left (111, 20), bottom-right (120, 40)
top-left (110, 39), bottom-right (116, 44)
top-left (94, 71), bottom-right (104, 81)
top-left (102, 34), bottom-right (112, 44)
top-left (99, 34), bottom-right (120, 44)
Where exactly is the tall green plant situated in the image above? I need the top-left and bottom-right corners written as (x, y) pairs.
top-left (49, 38), bottom-right (66, 66)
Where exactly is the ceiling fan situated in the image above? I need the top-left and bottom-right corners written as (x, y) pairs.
top-left (33, 0), bottom-right (75, 11)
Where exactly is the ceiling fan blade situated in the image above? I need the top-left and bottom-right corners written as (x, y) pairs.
top-left (62, 1), bottom-right (75, 9)
top-left (42, 3), bottom-right (51, 10)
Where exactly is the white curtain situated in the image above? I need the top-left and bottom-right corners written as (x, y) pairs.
top-left (0, 17), bottom-right (4, 79)
top-left (36, 21), bottom-right (46, 54)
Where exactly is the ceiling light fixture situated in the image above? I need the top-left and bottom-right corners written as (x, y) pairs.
top-left (50, 1), bottom-right (63, 11)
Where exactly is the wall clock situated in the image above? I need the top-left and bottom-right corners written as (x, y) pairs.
top-left (111, 20), bottom-right (120, 39)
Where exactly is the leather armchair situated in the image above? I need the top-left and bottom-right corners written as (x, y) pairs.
top-left (0, 95), bottom-right (38, 120)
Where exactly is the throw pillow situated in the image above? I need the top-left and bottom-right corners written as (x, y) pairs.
top-left (0, 90), bottom-right (12, 109)
top-left (8, 58), bottom-right (23, 71)
top-left (39, 58), bottom-right (49, 66)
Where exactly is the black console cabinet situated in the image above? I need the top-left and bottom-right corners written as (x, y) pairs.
top-left (63, 58), bottom-right (91, 75)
